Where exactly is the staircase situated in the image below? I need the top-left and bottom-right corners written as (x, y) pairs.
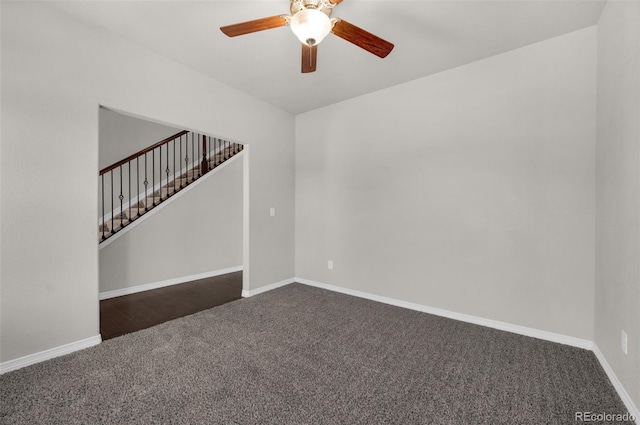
top-left (99, 131), bottom-right (243, 243)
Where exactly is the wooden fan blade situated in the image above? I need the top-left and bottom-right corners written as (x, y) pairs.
top-left (220, 15), bottom-right (288, 37)
top-left (301, 44), bottom-right (318, 73)
top-left (328, 0), bottom-right (344, 4)
top-left (332, 19), bottom-right (394, 58)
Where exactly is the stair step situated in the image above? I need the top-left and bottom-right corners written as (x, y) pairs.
top-left (113, 211), bottom-right (128, 220)
top-left (178, 170), bottom-right (201, 180)
top-left (126, 205), bottom-right (147, 219)
top-left (153, 185), bottom-right (179, 199)
top-left (104, 218), bottom-right (128, 234)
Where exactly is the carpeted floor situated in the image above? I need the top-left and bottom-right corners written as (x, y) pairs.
top-left (0, 283), bottom-right (634, 424)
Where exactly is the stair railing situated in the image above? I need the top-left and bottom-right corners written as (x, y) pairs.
top-left (99, 130), bottom-right (243, 243)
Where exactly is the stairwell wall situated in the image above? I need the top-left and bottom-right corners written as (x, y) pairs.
top-left (99, 107), bottom-right (182, 170)
top-left (0, 2), bottom-right (294, 363)
top-left (99, 156), bottom-right (243, 294)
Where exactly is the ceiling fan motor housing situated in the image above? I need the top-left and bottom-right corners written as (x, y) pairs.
top-left (290, 0), bottom-right (334, 17)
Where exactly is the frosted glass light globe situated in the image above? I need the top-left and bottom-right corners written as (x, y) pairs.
top-left (290, 9), bottom-right (332, 46)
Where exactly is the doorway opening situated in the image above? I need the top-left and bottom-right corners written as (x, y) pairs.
top-left (97, 106), bottom-right (248, 340)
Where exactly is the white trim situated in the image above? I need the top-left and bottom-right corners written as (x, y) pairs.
top-left (99, 152), bottom-right (243, 250)
top-left (592, 344), bottom-right (640, 423)
top-left (242, 145), bottom-right (250, 297)
top-left (0, 335), bottom-right (102, 375)
top-left (295, 278), bottom-right (593, 350)
top-left (99, 266), bottom-right (243, 300)
top-left (241, 277), bottom-right (295, 298)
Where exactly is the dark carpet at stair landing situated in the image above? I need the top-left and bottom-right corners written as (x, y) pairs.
top-left (0, 284), bottom-right (632, 424)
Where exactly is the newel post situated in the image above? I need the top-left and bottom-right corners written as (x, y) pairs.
top-left (201, 134), bottom-right (209, 175)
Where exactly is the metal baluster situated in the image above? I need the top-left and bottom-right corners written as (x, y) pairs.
top-left (173, 139), bottom-right (176, 193)
top-left (101, 175), bottom-right (105, 240)
top-left (215, 138), bottom-right (219, 166)
top-left (191, 133), bottom-right (195, 180)
top-left (177, 139), bottom-right (179, 188)
top-left (144, 153), bottom-right (149, 211)
top-left (165, 142), bottom-right (170, 198)
top-left (119, 166), bottom-right (124, 229)
top-left (158, 146), bottom-right (163, 204)
top-left (110, 172), bottom-right (114, 234)
top-left (208, 136), bottom-right (212, 169)
top-left (214, 138), bottom-right (217, 163)
top-left (128, 162), bottom-right (131, 224)
top-left (185, 135), bottom-right (190, 186)
top-left (152, 148), bottom-right (156, 206)
top-left (201, 134), bottom-right (204, 174)
top-left (136, 157), bottom-right (140, 217)
top-left (206, 136), bottom-right (209, 166)
top-left (201, 134), bottom-right (207, 175)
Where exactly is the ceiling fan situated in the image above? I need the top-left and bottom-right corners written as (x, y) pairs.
top-left (220, 0), bottom-right (394, 73)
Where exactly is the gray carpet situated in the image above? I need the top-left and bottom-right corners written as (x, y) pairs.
top-left (0, 283), bottom-right (634, 424)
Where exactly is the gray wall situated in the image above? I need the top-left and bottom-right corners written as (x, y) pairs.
top-left (99, 107), bottom-right (181, 170)
top-left (0, 2), bottom-right (294, 363)
top-left (99, 156), bottom-right (243, 293)
top-left (595, 0), bottom-right (640, 409)
top-left (296, 27), bottom-right (597, 340)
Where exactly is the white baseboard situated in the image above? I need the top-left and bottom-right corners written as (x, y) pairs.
top-left (592, 344), bottom-right (640, 424)
top-left (241, 277), bottom-right (295, 298)
top-left (295, 278), bottom-right (593, 350)
top-left (99, 266), bottom-right (243, 300)
top-left (0, 335), bottom-right (102, 375)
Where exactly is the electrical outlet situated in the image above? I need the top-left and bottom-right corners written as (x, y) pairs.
top-left (270, 207), bottom-right (276, 217)
top-left (621, 330), bottom-right (628, 355)
top-left (327, 260), bottom-right (333, 270)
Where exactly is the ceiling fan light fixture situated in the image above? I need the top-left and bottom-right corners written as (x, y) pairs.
top-left (290, 8), bottom-right (332, 46)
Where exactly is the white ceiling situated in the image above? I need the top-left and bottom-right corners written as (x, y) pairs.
top-left (49, 0), bottom-right (606, 114)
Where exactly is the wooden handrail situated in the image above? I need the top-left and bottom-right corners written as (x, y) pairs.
top-left (99, 130), bottom-right (189, 175)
